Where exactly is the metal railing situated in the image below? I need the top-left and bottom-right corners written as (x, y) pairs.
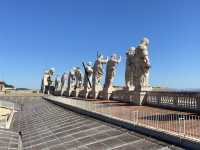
top-left (47, 96), bottom-right (200, 142)
top-left (130, 111), bottom-right (200, 141)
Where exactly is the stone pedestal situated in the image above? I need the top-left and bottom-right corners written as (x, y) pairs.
top-left (53, 90), bottom-right (61, 96)
top-left (129, 91), bottom-right (147, 105)
top-left (89, 85), bottom-right (102, 99)
top-left (102, 91), bottom-right (112, 100)
top-left (89, 90), bottom-right (99, 99)
top-left (197, 97), bottom-right (200, 110)
top-left (78, 89), bottom-right (91, 99)
top-left (71, 89), bottom-right (81, 97)
top-left (66, 88), bottom-right (73, 97)
top-left (111, 87), bottom-right (151, 105)
top-left (61, 90), bottom-right (68, 97)
top-left (131, 86), bottom-right (152, 105)
top-left (100, 87), bottom-right (113, 100)
top-left (61, 88), bottom-right (67, 96)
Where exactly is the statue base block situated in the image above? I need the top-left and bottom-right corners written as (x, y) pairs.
top-left (61, 90), bottom-right (68, 97)
top-left (130, 91), bottom-right (147, 105)
top-left (102, 92), bottom-right (112, 100)
top-left (66, 89), bottom-right (73, 97)
top-left (78, 90), bottom-right (91, 99)
top-left (99, 87), bottom-right (113, 100)
top-left (53, 90), bottom-right (61, 96)
top-left (88, 90), bottom-right (100, 99)
top-left (111, 89), bottom-right (150, 105)
top-left (71, 89), bottom-right (81, 97)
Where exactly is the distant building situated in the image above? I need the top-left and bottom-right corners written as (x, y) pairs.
top-left (0, 81), bottom-right (5, 92)
top-left (0, 81), bottom-right (15, 93)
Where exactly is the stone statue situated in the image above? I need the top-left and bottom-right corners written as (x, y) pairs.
top-left (91, 54), bottom-right (108, 98)
top-left (48, 68), bottom-right (56, 94)
top-left (92, 54), bottom-right (108, 86)
top-left (54, 74), bottom-right (60, 91)
top-left (83, 62), bottom-right (93, 93)
top-left (61, 71), bottom-right (68, 95)
top-left (134, 37), bottom-right (151, 91)
top-left (67, 68), bottom-right (76, 94)
top-left (41, 70), bottom-right (49, 94)
top-left (103, 54), bottom-right (121, 92)
top-left (74, 67), bottom-right (82, 89)
top-left (125, 47), bottom-right (135, 90)
top-left (41, 68), bottom-right (55, 94)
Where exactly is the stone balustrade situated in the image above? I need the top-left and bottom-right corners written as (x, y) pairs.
top-left (52, 88), bottom-right (200, 113)
top-left (146, 91), bottom-right (200, 113)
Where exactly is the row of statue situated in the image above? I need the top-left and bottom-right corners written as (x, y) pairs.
top-left (41, 37), bottom-right (151, 99)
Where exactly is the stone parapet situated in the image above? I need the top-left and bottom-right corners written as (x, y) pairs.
top-left (146, 91), bottom-right (200, 113)
top-left (111, 90), bottom-right (147, 105)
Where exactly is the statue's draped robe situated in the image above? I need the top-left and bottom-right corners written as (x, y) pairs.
top-left (104, 59), bottom-right (118, 89)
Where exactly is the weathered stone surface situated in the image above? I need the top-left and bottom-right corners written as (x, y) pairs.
top-left (102, 54), bottom-right (121, 100)
top-left (111, 89), bottom-right (147, 105)
top-left (74, 67), bottom-right (83, 89)
top-left (41, 68), bottom-right (55, 94)
top-left (79, 62), bottom-right (93, 98)
top-left (66, 68), bottom-right (76, 96)
top-left (60, 72), bottom-right (68, 96)
top-left (71, 67), bottom-right (83, 97)
top-left (90, 54), bottom-right (108, 99)
top-left (54, 75), bottom-right (61, 92)
top-left (125, 47), bottom-right (135, 91)
top-left (125, 37), bottom-right (152, 92)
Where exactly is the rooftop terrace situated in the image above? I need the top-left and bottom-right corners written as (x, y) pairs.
top-left (0, 96), bottom-right (185, 150)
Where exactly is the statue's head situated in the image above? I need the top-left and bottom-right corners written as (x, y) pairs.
top-left (127, 47), bottom-right (135, 55)
top-left (87, 61), bottom-right (92, 66)
top-left (49, 68), bottom-right (55, 75)
top-left (76, 67), bottom-right (80, 71)
top-left (111, 53), bottom-right (117, 60)
top-left (50, 68), bottom-right (55, 72)
top-left (70, 67), bottom-right (76, 74)
top-left (98, 54), bottom-right (104, 59)
top-left (140, 37), bottom-right (149, 46)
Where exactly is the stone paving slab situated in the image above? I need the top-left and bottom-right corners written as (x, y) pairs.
top-left (46, 96), bottom-right (200, 140)
top-left (0, 96), bottom-right (182, 150)
top-left (44, 95), bottom-right (200, 149)
top-left (0, 129), bottom-right (19, 149)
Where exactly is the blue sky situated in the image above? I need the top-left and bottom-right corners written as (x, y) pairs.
top-left (0, 0), bottom-right (200, 89)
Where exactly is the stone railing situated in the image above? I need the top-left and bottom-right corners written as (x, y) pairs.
top-left (146, 91), bottom-right (200, 113)
top-left (51, 88), bottom-right (200, 113)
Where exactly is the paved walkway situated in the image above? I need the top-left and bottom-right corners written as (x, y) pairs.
top-left (0, 129), bottom-right (19, 150)
top-left (8, 96), bottom-right (183, 150)
top-left (45, 95), bottom-right (200, 142)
